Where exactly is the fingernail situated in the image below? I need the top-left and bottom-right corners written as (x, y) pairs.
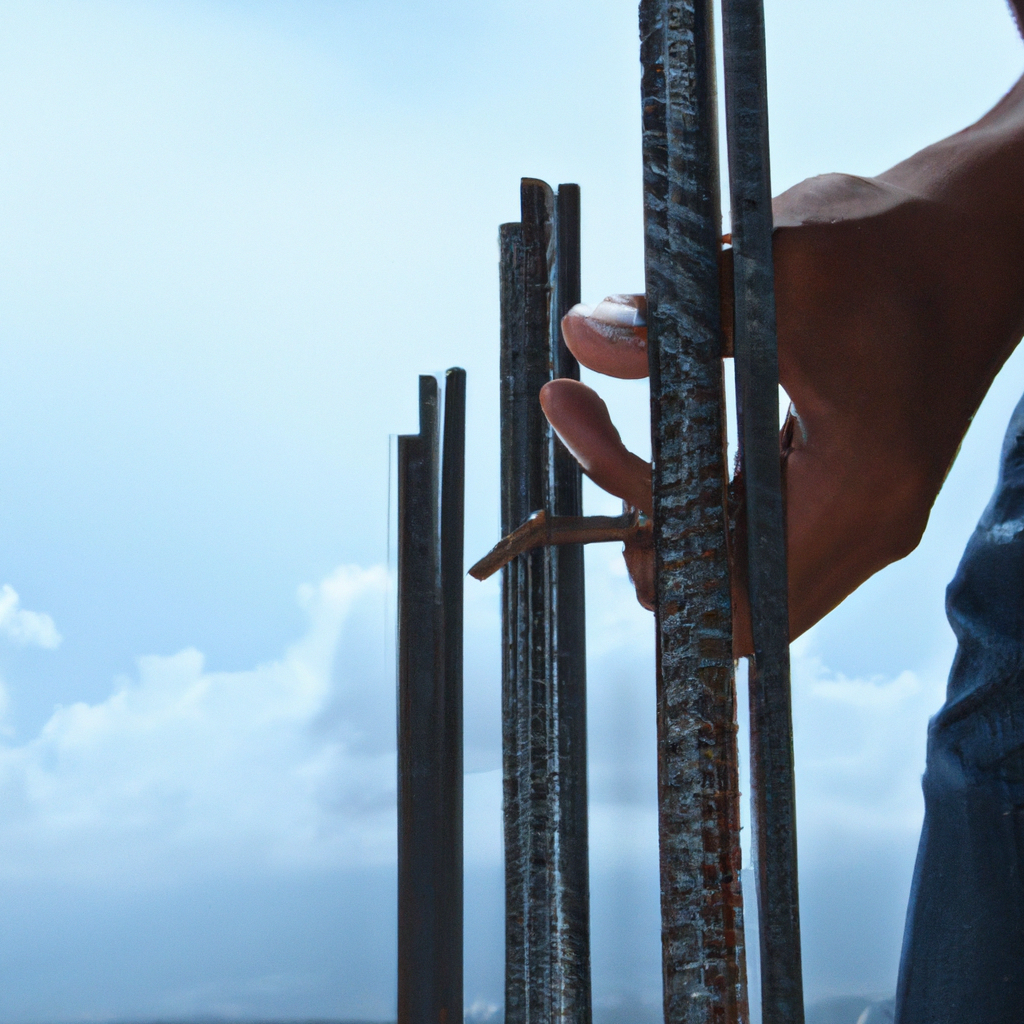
top-left (590, 298), bottom-right (646, 329)
top-left (564, 303), bottom-right (593, 320)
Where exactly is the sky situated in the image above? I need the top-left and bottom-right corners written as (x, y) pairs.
top-left (0, 0), bottom-right (1021, 1020)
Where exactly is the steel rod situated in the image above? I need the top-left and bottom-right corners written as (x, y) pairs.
top-left (469, 510), bottom-right (641, 582)
top-left (638, 2), bottom-right (748, 1022)
top-left (550, 182), bottom-right (590, 1023)
top-left (500, 178), bottom-right (592, 1024)
top-left (397, 372), bottom-right (465, 1024)
top-left (440, 367), bottom-right (467, 1024)
top-left (721, 2), bottom-right (803, 1017)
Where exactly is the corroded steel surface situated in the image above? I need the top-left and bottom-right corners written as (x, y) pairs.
top-left (500, 179), bottom-right (592, 1024)
top-left (721, 1), bottom-right (804, 1021)
top-left (638, 2), bottom-right (747, 1022)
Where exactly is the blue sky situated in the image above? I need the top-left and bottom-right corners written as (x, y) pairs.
top-left (0, 0), bottom-right (1021, 1020)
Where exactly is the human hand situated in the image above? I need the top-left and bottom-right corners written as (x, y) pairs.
top-left (541, 104), bottom-right (1024, 655)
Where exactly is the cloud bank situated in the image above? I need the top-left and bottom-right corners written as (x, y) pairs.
top-left (0, 585), bottom-right (60, 649)
top-left (0, 565), bottom-right (396, 884)
top-left (0, 553), bottom-right (948, 1011)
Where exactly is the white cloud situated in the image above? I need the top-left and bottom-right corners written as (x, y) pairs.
top-left (0, 564), bottom-right (395, 883)
top-left (789, 631), bottom-right (947, 855)
top-left (0, 585), bottom-right (60, 649)
top-left (462, 545), bottom-right (947, 873)
top-left (0, 549), bottom-right (947, 948)
top-left (0, 554), bottom-right (952, 1017)
top-left (0, 557), bottom-right (654, 886)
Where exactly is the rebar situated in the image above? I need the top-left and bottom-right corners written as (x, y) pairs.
top-left (721, 1), bottom-right (804, 1020)
top-left (396, 369), bottom-right (466, 1024)
top-left (638, 2), bottom-right (748, 1021)
top-left (500, 179), bottom-right (592, 1024)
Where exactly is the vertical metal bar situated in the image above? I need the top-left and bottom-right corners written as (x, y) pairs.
top-left (500, 178), bottom-right (592, 1024)
top-left (721, 3), bottom-right (803, 1018)
top-left (397, 376), bottom-right (443, 1024)
top-left (638, 2), bottom-right (747, 1023)
top-left (550, 183), bottom-right (592, 1024)
top-left (397, 373), bottom-right (465, 1024)
top-left (441, 367), bottom-right (467, 1023)
top-left (506, 180), bottom-right (557, 1021)
top-left (500, 219), bottom-right (531, 1024)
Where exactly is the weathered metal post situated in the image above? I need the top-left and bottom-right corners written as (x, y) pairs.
top-left (721, 0), bottom-right (804, 1018)
top-left (638, 1), bottom-right (748, 1022)
top-left (396, 369), bottom-right (466, 1024)
top-left (500, 179), bottom-right (592, 1024)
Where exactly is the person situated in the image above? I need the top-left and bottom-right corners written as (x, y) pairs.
top-left (539, 3), bottom-right (1024, 1020)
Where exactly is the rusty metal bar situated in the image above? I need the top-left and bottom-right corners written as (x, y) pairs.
top-left (500, 178), bottom-right (592, 1024)
top-left (469, 509), bottom-right (641, 582)
top-left (397, 371), bottom-right (465, 1024)
top-left (721, 2), bottom-right (803, 1019)
top-left (638, 2), bottom-right (748, 1022)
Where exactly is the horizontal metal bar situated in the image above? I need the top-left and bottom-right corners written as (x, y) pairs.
top-left (469, 509), bottom-right (641, 581)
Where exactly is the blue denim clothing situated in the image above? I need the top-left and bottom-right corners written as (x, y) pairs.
top-left (895, 394), bottom-right (1024, 1022)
